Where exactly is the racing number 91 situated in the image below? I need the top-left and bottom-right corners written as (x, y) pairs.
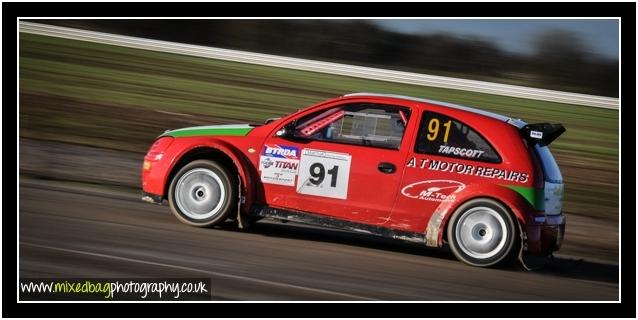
top-left (297, 149), bottom-right (351, 200)
top-left (309, 163), bottom-right (338, 187)
top-left (427, 118), bottom-right (452, 143)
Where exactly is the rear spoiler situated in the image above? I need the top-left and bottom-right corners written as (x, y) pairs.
top-left (521, 123), bottom-right (566, 147)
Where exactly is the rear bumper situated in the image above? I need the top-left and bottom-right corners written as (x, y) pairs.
top-left (525, 213), bottom-right (566, 254)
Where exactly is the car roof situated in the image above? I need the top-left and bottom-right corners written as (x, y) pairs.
top-left (343, 92), bottom-right (526, 128)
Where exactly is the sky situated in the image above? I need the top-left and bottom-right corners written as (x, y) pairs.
top-left (371, 19), bottom-right (619, 60)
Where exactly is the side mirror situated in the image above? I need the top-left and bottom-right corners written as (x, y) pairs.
top-left (264, 117), bottom-right (281, 124)
top-left (275, 121), bottom-right (297, 138)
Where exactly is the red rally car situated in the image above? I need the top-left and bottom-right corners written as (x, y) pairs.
top-left (142, 93), bottom-right (566, 267)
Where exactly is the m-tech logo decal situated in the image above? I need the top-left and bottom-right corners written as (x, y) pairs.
top-left (401, 180), bottom-right (466, 202)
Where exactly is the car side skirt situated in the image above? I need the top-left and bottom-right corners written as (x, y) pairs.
top-left (250, 205), bottom-right (427, 245)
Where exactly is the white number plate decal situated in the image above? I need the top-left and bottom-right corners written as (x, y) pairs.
top-left (297, 149), bottom-right (351, 199)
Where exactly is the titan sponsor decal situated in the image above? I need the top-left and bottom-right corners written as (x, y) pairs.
top-left (437, 145), bottom-right (485, 159)
top-left (406, 157), bottom-right (529, 183)
top-left (260, 157), bottom-right (299, 171)
top-left (401, 180), bottom-right (466, 202)
top-left (261, 157), bottom-right (274, 169)
top-left (262, 144), bottom-right (299, 159)
top-left (259, 144), bottom-right (300, 186)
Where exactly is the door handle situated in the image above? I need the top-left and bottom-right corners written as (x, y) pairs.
top-left (378, 162), bottom-right (396, 174)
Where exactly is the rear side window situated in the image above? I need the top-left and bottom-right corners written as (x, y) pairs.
top-left (415, 111), bottom-right (501, 163)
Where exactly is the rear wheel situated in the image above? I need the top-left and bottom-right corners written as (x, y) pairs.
top-left (447, 198), bottom-right (517, 267)
top-left (168, 160), bottom-right (237, 227)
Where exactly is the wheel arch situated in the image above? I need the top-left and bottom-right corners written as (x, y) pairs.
top-left (425, 184), bottom-right (533, 248)
top-left (163, 141), bottom-right (257, 213)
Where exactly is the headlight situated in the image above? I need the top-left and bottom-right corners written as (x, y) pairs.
top-left (144, 137), bottom-right (174, 170)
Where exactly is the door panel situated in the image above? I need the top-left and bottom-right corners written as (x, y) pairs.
top-left (287, 139), bottom-right (405, 224)
top-left (390, 108), bottom-right (510, 233)
top-left (259, 101), bottom-right (414, 225)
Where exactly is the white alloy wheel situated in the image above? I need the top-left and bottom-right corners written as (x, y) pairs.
top-left (447, 198), bottom-right (517, 267)
top-left (168, 160), bottom-right (236, 227)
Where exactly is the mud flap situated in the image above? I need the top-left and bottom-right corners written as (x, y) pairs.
top-left (517, 220), bottom-right (532, 271)
top-left (235, 175), bottom-right (250, 229)
top-left (425, 210), bottom-right (444, 247)
top-left (517, 220), bottom-right (552, 271)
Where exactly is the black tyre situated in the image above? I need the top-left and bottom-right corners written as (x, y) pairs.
top-left (168, 160), bottom-right (237, 227)
top-left (447, 198), bottom-right (518, 267)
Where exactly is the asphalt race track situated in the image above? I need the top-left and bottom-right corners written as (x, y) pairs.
top-left (19, 180), bottom-right (618, 301)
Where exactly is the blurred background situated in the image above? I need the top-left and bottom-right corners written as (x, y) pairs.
top-left (34, 19), bottom-right (619, 96)
top-left (19, 19), bottom-right (619, 263)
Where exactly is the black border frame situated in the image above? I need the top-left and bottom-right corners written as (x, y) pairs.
top-left (5, 2), bottom-right (635, 318)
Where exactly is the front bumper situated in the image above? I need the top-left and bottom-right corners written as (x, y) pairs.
top-left (142, 192), bottom-right (164, 205)
top-left (142, 156), bottom-right (171, 197)
top-left (525, 213), bottom-right (566, 254)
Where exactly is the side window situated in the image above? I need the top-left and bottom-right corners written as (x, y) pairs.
top-left (292, 103), bottom-right (410, 149)
top-left (415, 111), bottom-right (501, 163)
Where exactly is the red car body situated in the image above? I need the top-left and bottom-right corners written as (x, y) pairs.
top-left (142, 93), bottom-right (566, 267)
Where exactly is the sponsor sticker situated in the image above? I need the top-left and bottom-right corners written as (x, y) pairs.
top-left (297, 149), bottom-right (351, 199)
top-left (262, 144), bottom-right (299, 159)
top-left (406, 157), bottom-right (529, 183)
top-left (401, 180), bottom-right (466, 202)
top-left (259, 144), bottom-right (300, 186)
top-left (437, 145), bottom-right (485, 159)
top-left (530, 130), bottom-right (543, 139)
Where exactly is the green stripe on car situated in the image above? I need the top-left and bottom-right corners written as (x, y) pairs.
top-left (161, 124), bottom-right (254, 138)
top-left (505, 185), bottom-right (545, 211)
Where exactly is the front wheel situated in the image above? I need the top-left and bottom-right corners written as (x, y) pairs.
top-left (168, 160), bottom-right (237, 227)
top-left (447, 198), bottom-right (518, 267)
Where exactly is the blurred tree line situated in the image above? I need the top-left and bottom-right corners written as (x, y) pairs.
top-left (38, 19), bottom-right (618, 97)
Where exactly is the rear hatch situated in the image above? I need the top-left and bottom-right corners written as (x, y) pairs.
top-left (534, 145), bottom-right (564, 215)
top-left (522, 123), bottom-right (566, 215)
